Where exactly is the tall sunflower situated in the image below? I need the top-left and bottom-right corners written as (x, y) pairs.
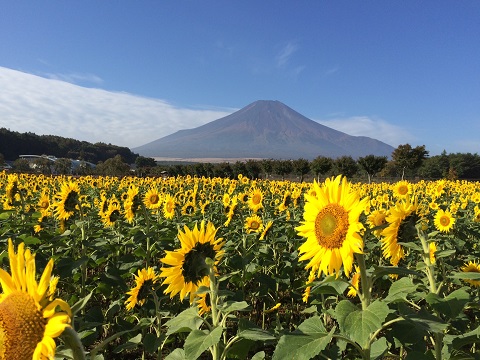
top-left (160, 221), bottom-right (224, 303)
top-left (434, 209), bottom-right (455, 233)
top-left (0, 239), bottom-right (71, 359)
top-left (248, 187), bottom-right (264, 212)
top-left (296, 175), bottom-right (368, 278)
top-left (52, 181), bottom-right (80, 220)
top-left (125, 267), bottom-right (160, 311)
top-left (381, 197), bottom-right (418, 266)
top-left (143, 187), bottom-right (162, 211)
top-left (460, 261), bottom-right (480, 287)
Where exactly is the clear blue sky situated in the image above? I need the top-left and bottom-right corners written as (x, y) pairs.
top-left (1, 1), bottom-right (479, 155)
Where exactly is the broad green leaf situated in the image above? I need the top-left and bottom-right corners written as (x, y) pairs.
top-left (401, 307), bottom-right (448, 333)
top-left (297, 315), bottom-right (327, 334)
top-left (237, 328), bottom-right (276, 341)
top-left (371, 337), bottom-right (388, 360)
top-left (113, 333), bottom-right (142, 353)
top-left (272, 326), bottom-right (334, 360)
top-left (71, 291), bottom-right (93, 315)
top-left (184, 326), bottom-right (224, 360)
top-left (218, 300), bottom-right (250, 314)
top-left (425, 288), bottom-right (470, 320)
top-left (334, 300), bottom-right (359, 333)
top-left (450, 271), bottom-right (480, 280)
top-left (385, 277), bottom-right (418, 303)
top-left (164, 348), bottom-right (186, 360)
top-left (343, 300), bottom-right (390, 347)
top-left (165, 307), bottom-right (203, 336)
top-left (310, 277), bottom-right (349, 296)
top-left (372, 266), bottom-right (421, 280)
top-left (251, 351), bottom-right (266, 360)
top-left (17, 234), bottom-right (41, 245)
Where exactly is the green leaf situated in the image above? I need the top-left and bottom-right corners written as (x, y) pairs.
top-left (334, 300), bottom-right (358, 333)
top-left (237, 328), bottom-right (276, 341)
top-left (401, 307), bottom-right (448, 333)
top-left (164, 348), bottom-right (186, 360)
top-left (17, 234), bottom-right (41, 245)
top-left (371, 337), bottom-right (388, 360)
top-left (297, 315), bottom-right (327, 333)
top-left (343, 300), bottom-right (390, 347)
top-left (310, 277), bottom-right (349, 296)
top-left (184, 326), bottom-right (224, 360)
top-left (425, 288), bottom-right (470, 320)
top-left (251, 351), bottom-right (265, 360)
top-left (273, 322), bottom-right (334, 360)
top-left (372, 266), bottom-right (421, 280)
top-left (218, 300), bottom-right (251, 314)
top-left (113, 333), bottom-right (142, 353)
top-left (70, 292), bottom-right (93, 316)
top-left (385, 277), bottom-right (418, 303)
top-left (165, 307), bottom-right (203, 336)
top-left (450, 271), bottom-right (480, 280)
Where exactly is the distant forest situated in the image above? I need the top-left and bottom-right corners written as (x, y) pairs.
top-left (0, 128), bottom-right (138, 164)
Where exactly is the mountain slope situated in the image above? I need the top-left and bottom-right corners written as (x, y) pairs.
top-left (133, 100), bottom-right (394, 160)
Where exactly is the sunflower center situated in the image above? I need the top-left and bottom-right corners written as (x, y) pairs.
top-left (252, 194), bottom-right (261, 205)
top-left (250, 221), bottom-right (260, 230)
top-left (182, 243), bottom-right (217, 284)
top-left (398, 186), bottom-right (408, 195)
top-left (314, 204), bottom-right (349, 249)
top-left (0, 291), bottom-right (46, 360)
top-left (64, 191), bottom-right (79, 212)
top-left (440, 216), bottom-right (450, 226)
top-left (149, 194), bottom-right (160, 204)
top-left (398, 213), bottom-right (418, 242)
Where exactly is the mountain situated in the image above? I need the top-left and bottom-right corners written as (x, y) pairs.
top-left (133, 100), bottom-right (394, 160)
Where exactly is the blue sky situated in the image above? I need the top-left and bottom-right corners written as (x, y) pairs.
top-left (1, 1), bottom-right (479, 155)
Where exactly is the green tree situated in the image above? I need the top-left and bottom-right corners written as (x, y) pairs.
top-left (273, 160), bottom-right (293, 180)
top-left (244, 159), bottom-right (262, 179)
top-left (12, 158), bottom-right (31, 173)
top-left (357, 155), bottom-right (388, 183)
top-left (392, 144), bottom-right (429, 179)
top-left (333, 155), bottom-right (358, 179)
top-left (95, 155), bottom-right (131, 176)
top-left (260, 159), bottom-right (274, 179)
top-left (292, 158), bottom-right (311, 182)
top-left (310, 156), bottom-right (333, 182)
top-left (54, 158), bottom-right (73, 175)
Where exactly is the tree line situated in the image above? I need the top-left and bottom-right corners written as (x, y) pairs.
top-left (2, 137), bottom-right (480, 181)
top-left (0, 127), bottom-right (137, 164)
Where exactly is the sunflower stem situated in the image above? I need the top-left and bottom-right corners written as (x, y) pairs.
top-left (417, 225), bottom-right (443, 360)
top-left (207, 258), bottom-right (221, 360)
top-left (355, 252), bottom-right (371, 310)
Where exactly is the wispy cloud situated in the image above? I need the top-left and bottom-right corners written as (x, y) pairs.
top-left (43, 72), bottom-right (104, 85)
top-left (275, 41), bottom-right (299, 68)
top-left (0, 67), bottom-right (233, 149)
top-left (316, 116), bottom-right (416, 148)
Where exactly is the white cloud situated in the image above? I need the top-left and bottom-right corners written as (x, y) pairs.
top-left (276, 41), bottom-right (299, 68)
top-left (43, 72), bottom-right (104, 85)
top-left (0, 67), bottom-right (234, 149)
top-left (316, 116), bottom-right (416, 148)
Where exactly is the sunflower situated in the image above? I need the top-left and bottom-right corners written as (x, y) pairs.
top-left (36, 191), bottom-right (51, 215)
top-left (195, 278), bottom-right (211, 316)
top-left (434, 209), bottom-right (455, 233)
top-left (296, 175), bottom-right (368, 278)
top-left (259, 220), bottom-right (273, 240)
top-left (52, 181), bottom-right (80, 220)
top-left (163, 194), bottom-right (176, 220)
top-left (102, 201), bottom-right (122, 227)
top-left (460, 261), bottom-right (480, 287)
top-left (160, 221), bottom-right (224, 303)
top-left (181, 201), bottom-right (196, 216)
top-left (125, 267), bottom-right (160, 311)
top-left (429, 242), bottom-right (437, 264)
top-left (393, 180), bottom-right (412, 199)
top-left (346, 265), bottom-right (361, 298)
top-left (248, 187), bottom-right (264, 212)
top-left (367, 209), bottom-right (387, 238)
top-left (0, 239), bottom-right (71, 359)
top-left (381, 197), bottom-right (418, 266)
top-left (143, 187), bottom-right (162, 211)
top-left (245, 214), bottom-right (263, 234)
top-left (278, 191), bottom-right (292, 212)
top-left (302, 267), bottom-right (317, 303)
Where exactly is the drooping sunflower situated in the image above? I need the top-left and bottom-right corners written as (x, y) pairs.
top-left (195, 277), bottom-right (211, 316)
top-left (259, 220), bottom-right (273, 240)
top-left (367, 209), bottom-right (387, 238)
top-left (102, 201), bottom-right (122, 227)
top-left (434, 209), bottom-right (455, 233)
top-left (346, 265), bottom-right (361, 298)
top-left (296, 175), bottom-right (369, 278)
top-left (0, 239), bottom-right (71, 359)
top-left (429, 242), bottom-right (437, 264)
top-left (460, 261), bottom-right (480, 287)
top-left (380, 197), bottom-right (418, 266)
top-left (160, 221), bottom-right (224, 303)
top-left (125, 267), bottom-right (160, 311)
top-left (52, 180), bottom-right (80, 220)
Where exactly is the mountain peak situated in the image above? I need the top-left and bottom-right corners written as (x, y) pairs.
top-left (133, 100), bottom-right (394, 160)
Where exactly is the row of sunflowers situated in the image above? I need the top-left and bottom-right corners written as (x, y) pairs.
top-left (0, 170), bottom-right (479, 359)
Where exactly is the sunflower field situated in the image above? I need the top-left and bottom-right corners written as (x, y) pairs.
top-left (1, 170), bottom-right (480, 360)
